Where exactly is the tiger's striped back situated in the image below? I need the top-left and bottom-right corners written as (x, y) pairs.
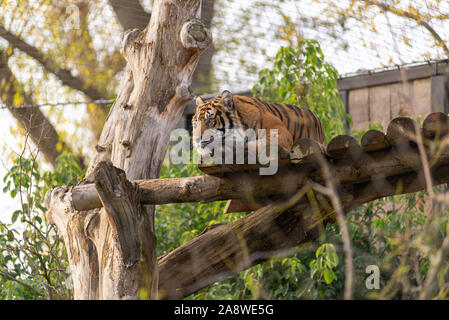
top-left (235, 96), bottom-right (326, 145)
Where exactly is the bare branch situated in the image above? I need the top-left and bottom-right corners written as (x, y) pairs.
top-left (108, 0), bottom-right (151, 31)
top-left (310, 142), bottom-right (354, 300)
top-left (366, 0), bottom-right (449, 57)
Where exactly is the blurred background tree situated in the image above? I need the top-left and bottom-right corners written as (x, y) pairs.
top-left (0, 0), bottom-right (216, 166)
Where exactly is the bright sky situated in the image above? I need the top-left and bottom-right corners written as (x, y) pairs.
top-left (0, 0), bottom-right (448, 223)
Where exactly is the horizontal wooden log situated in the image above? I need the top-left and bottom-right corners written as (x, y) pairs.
top-left (361, 130), bottom-right (390, 152)
top-left (72, 183), bottom-right (103, 212)
top-left (290, 138), bottom-right (326, 164)
top-left (326, 135), bottom-right (362, 159)
top-left (71, 143), bottom-right (449, 211)
top-left (73, 167), bottom-right (315, 211)
top-left (387, 117), bottom-right (419, 145)
top-left (423, 112), bottom-right (449, 140)
top-left (198, 159), bottom-right (290, 175)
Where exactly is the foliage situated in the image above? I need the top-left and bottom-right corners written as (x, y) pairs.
top-left (0, 149), bottom-right (84, 299)
top-left (310, 243), bottom-right (339, 285)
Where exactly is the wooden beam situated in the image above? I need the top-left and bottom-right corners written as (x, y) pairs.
top-left (337, 63), bottom-right (439, 91)
top-left (326, 135), bottom-right (362, 159)
top-left (423, 112), bottom-right (449, 140)
top-left (290, 138), bottom-right (326, 164)
top-left (71, 130), bottom-right (449, 212)
top-left (386, 117), bottom-right (419, 145)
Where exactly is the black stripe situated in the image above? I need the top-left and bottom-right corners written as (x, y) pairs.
top-left (252, 98), bottom-right (265, 113)
top-left (297, 107), bottom-right (304, 138)
top-left (265, 101), bottom-right (284, 121)
top-left (255, 98), bottom-right (272, 113)
top-left (255, 98), bottom-right (275, 115)
top-left (224, 110), bottom-right (234, 128)
top-left (277, 104), bottom-right (291, 131)
top-left (307, 110), bottom-right (315, 137)
top-left (307, 109), bottom-right (325, 143)
top-left (235, 108), bottom-right (249, 129)
top-left (285, 104), bottom-right (302, 140)
top-left (217, 114), bottom-right (225, 131)
top-left (287, 104), bottom-right (303, 121)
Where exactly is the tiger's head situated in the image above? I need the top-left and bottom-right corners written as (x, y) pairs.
top-left (192, 90), bottom-right (236, 155)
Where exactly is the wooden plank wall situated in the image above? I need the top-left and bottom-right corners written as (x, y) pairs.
top-left (347, 78), bottom-right (434, 214)
top-left (347, 78), bottom-right (432, 132)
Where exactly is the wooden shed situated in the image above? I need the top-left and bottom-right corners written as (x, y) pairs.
top-left (339, 60), bottom-right (449, 131)
top-left (181, 59), bottom-right (449, 132)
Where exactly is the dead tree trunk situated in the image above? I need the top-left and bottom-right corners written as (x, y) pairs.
top-left (44, 0), bottom-right (211, 299)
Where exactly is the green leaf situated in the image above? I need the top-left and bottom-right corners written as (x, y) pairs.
top-left (323, 268), bottom-right (336, 284)
top-left (327, 245), bottom-right (339, 267)
top-left (11, 210), bottom-right (21, 224)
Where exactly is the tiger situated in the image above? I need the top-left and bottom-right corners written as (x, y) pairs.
top-left (192, 90), bottom-right (326, 215)
top-left (192, 90), bottom-right (325, 157)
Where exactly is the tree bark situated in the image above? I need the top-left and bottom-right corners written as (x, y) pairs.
top-left (108, 0), bottom-right (216, 95)
top-left (45, 0), bottom-right (211, 299)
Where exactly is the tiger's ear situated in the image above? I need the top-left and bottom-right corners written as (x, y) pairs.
top-left (195, 96), bottom-right (204, 106)
top-left (222, 90), bottom-right (234, 110)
